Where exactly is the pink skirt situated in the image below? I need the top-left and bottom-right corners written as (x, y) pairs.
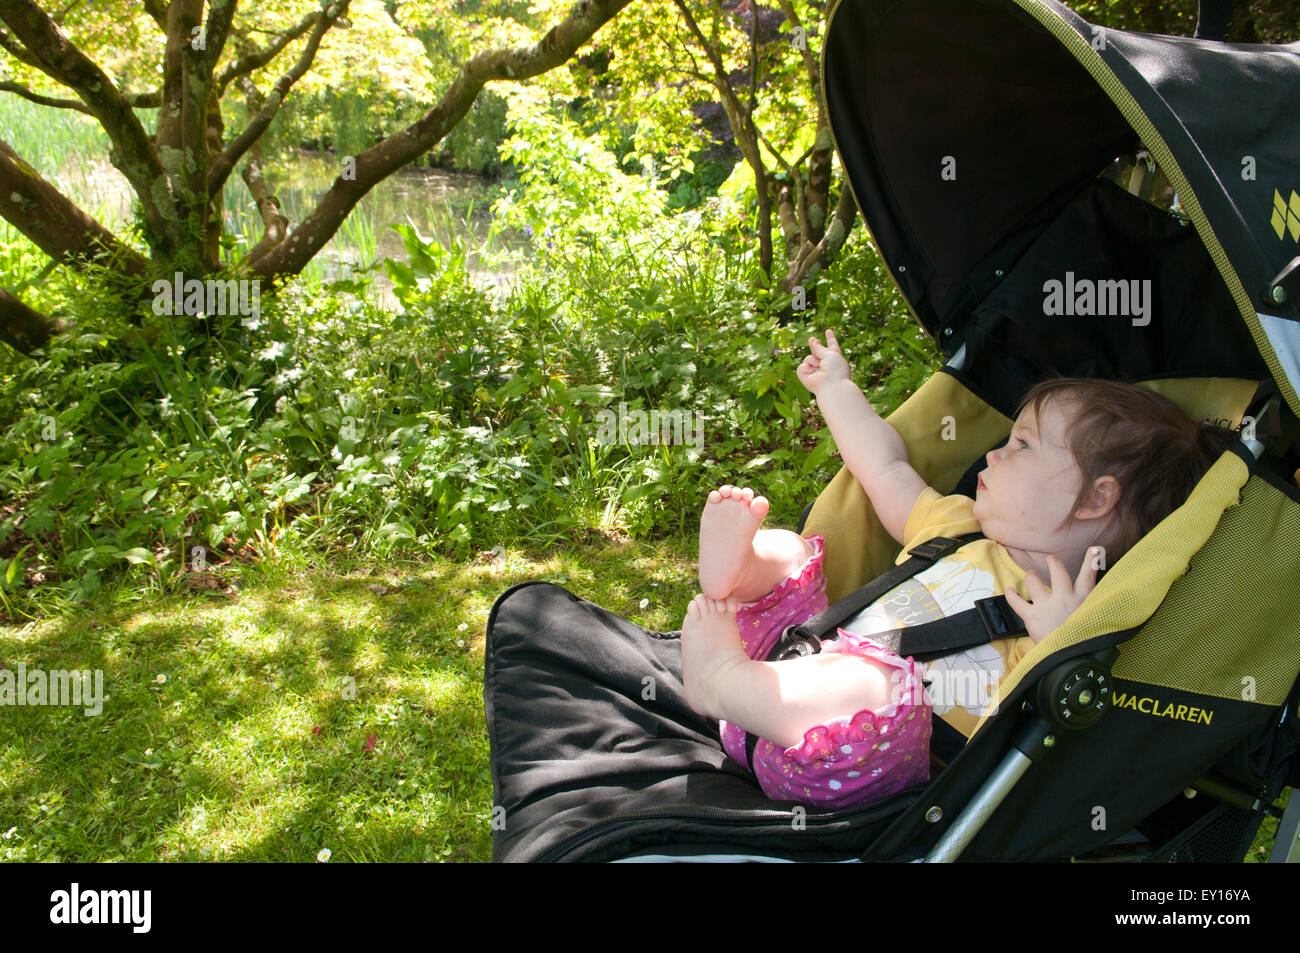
top-left (719, 535), bottom-right (932, 810)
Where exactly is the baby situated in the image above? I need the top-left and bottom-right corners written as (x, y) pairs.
top-left (681, 329), bottom-right (1240, 810)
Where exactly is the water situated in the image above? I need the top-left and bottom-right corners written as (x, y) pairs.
top-left (44, 145), bottom-right (528, 311)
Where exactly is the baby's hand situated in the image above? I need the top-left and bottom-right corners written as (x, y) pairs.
top-left (796, 329), bottom-right (852, 396)
top-left (1004, 550), bottom-right (1102, 644)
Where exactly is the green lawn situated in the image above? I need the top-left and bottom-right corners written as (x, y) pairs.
top-left (0, 532), bottom-right (1287, 862)
top-left (0, 534), bottom-right (699, 862)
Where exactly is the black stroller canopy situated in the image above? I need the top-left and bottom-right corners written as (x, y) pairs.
top-left (823, 0), bottom-right (1300, 418)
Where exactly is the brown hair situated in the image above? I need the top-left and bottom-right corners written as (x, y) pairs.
top-left (1014, 378), bottom-right (1242, 561)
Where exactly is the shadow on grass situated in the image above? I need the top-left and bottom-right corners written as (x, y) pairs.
top-left (0, 536), bottom-right (697, 862)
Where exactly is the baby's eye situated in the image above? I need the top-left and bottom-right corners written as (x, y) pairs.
top-left (1018, 439), bottom-right (1030, 449)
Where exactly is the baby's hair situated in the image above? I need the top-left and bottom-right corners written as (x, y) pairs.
top-left (1014, 378), bottom-right (1242, 561)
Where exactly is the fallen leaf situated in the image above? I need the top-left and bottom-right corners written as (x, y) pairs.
top-left (183, 572), bottom-right (234, 594)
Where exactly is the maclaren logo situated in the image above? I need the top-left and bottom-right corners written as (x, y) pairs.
top-left (1272, 188), bottom-right (1300, 242)
top-left (1113, 691), bottom-right (1213, 724)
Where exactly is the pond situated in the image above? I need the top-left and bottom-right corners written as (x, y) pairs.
top-left (39, 142), bottom-right (528, 312)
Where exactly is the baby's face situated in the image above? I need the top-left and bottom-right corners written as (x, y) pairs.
top-left (972, 399), bottom-right (1084, 552)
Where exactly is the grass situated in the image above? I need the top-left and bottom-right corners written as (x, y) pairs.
top-left (0, 532), bottom-right (700, 862)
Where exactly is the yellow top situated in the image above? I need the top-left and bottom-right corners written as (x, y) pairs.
top-left (838, 487), bottom-right (1031, 738)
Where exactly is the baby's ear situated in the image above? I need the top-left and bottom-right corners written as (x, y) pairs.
top-left (1081, 475), bottom-right (1122, 517)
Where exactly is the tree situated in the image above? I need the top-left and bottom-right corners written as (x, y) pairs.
top-left (0, 0), bottom-right (636, 357)
top-left (582, 0), bottom-right (856, 295)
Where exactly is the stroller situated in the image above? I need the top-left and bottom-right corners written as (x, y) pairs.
top-left (483, 0), bottom-right (1300, 862)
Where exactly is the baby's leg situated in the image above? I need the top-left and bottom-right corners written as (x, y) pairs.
top-left (699, 485), bottom-right (814, 603)
top-left (683, 595), bottom-right (902, 749)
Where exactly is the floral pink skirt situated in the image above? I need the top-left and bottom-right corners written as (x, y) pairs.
top-left (719, 535), bottom-right (932, 810)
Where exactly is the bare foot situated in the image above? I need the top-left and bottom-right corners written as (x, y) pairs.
top-left (681, 593), bottom-right (744, 718)
top-left (698, 485), bottom-right (770, 599)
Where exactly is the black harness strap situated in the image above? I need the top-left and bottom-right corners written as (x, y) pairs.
top-left (742, 532), bottom-right (1029, 774)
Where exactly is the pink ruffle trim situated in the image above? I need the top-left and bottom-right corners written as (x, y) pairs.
top-left (780, 630), bottom-right (930, 764)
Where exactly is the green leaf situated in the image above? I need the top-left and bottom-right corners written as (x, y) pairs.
top-left (377, 522), bottom-right (416, 541)
top-left (3, 545), bottom-right (29, 588)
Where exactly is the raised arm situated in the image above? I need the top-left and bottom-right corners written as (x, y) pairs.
top-left (797, 330), bottom-right (928, 543)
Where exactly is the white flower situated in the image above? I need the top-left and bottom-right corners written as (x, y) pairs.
top-left (457, 623), bottom-right (468, 631)
top-left (3, 827), bottom-right (16, 839)
top-left (317, 848), bottom-right (331, 863)
top-left (155, 674), bottom-right (167, 684)
top-left (638, 598), bottom-right (649, 609)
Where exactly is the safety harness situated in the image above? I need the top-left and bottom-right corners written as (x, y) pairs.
top-left (742, 532), bottom-right (1050, 771)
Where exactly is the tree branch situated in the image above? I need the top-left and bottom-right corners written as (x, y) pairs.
top-left (248, 0), bottom-right (637, 280)
top-left (775, 0), bottom-right (819, 91)
top-left (0, 138), bottom-right (150, 278)
top-left (673, 0), bottom-right (771, 273)
top-left (0, 0), bottom-right (173, 249)
top-left (0, 25), bottom-right (44, 69)
top-left (208, 0), bottom-right (349, 200)
top-left (0, 81), bottom-right (91, 113)
top-left (233, 75), bottom-right (288, 263)
top-left (143, 0), bottom-right (170, 32)
top-left (0, 286), bottom-right (67, 357)
top-left (202, 0), bottom-right (240, 77)
top-left (156, 0), bottom-right (208, 213)
top-left (214, 4), bottom-right (325, 97)
top-left (782, 181), bottom-right (857, 292)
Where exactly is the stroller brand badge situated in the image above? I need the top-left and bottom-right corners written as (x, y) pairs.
top-left (1041, 272), bottom-right (1152, 326)
top-left (1112, 691), bottom-right (1212, 724)
top-left (1272, 189), bottom-right (1300, 241)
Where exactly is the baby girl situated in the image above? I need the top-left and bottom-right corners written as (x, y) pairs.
top-left (681, 329), bottom-right (1238, 810)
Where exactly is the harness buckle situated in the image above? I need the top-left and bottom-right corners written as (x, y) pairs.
top-left (975, 595), bottom-right (1026, 640)
top-left (772, 625), bottom-right (822, 661)
top-left (907, 536), bottom-right (967, 561)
